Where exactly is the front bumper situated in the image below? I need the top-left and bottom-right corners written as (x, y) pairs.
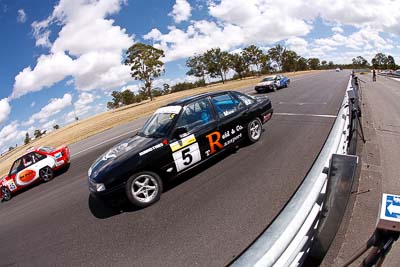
top-left (255, 85), bottom-right (274, 92)
top-left (88, 178), bottom-right (125, 197)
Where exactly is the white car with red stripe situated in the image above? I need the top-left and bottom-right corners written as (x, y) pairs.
top-left (1, 145), bottom-right (70, 201)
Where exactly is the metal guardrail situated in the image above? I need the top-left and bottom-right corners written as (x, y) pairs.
top-left (232, 75), bottom-right (359, 267)
top-left (378, 71), bottom-right (400, 78)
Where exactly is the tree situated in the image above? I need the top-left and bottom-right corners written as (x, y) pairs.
top-left (53, 125), bottom-right (60, 130)
top-left (328, 61), bottom-right (334, 68)
top-left (297, 57), bottom-right (308, 71)
top-left (162, 83), bottom-right (170, 95)
top-left (203, 48), bottom-right (231, 83)
top-left (152, 88), bottom-right (163, 97)
top-left (186, 55), bottom-right (207, 82)
top-left (34, 129), bottom-right (43, 139)
top-left (268, 44), bottom-right (286, 70)
top-left (308, 58), bottom-right (320, 70)
top-left (242, 45), bottom-right (263, 74)
top-left (107, 91), bottom-right (123, 109)
top-left (24, 133), bottom-right (30, 145)
top-left (387, 55), bottom-right (396, 69)
top-left (125, 43), bottom-right (165, 101)
top-left (371, 53), bottom-right (388, 69)
top-left (281, 50), bottom-right (298, 72)
top-left (9, 146), bottom-right (14, 152)
top-left (259, 53), bottom-right (271, 74)
top-left (352, 56), bottom-right (369, 68)
top-left (229, 53), bottom-right (247, 79)
top-left (120, 90), bottom-right (136, 105)
top-left (321, 60), bottom-right (327, 68)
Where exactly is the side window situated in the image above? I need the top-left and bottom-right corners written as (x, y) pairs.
top-left (22, 154), bottom-right (35, 168)
top-left (33, 152), bottom-right (46, 162)
top-left (10, 159), bottom-right (23, 175)
top-left (211, 93), bottom-right (244, 118)
top-left (233, 92), bottom-right (255, 106)
top-left (175, 98), bottom-right (215, 133)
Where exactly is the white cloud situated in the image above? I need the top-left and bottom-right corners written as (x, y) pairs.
top-left (0, 122), bottom-right (20, 148)
top-left (146, 0), bottom-right (313, 62)
top-left (31, 17), bottom-right (53, 48)
top-left (31, 101), bottom-right (35, 107)
top-left (12, 0), bottom-right (134, 99)
top-left (332, 26), bottom-right (343, 33)
top-left (12, 52), bottom-right (75, 99)
top-left (0, 98), bottom-right (11, 125)
top-left (41, 119), bottom-right (57, 131)
top-left (64, 111), bottom-right (77, 124)
top-left (144, 0), bottom-right (400, 63)
top-left (74, 92), bottom-right (97, 116)
top-left (120, 84), bottom-right (141, 93)
top-left (315, 0), bottom-right (400, 35)
top-left (17, 9), bottom-right (27, 23)
top-left (169, 0), bottom-right (192, 23)
top-left (26, 93), bottom-right (72, 125)
top-left (313, 27), bottom-right (394, 53)
top-left (285, 37), bottom-right (308, 55)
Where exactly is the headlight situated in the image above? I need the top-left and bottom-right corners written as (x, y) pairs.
top-left (89, 179), bottom-right (106, 192)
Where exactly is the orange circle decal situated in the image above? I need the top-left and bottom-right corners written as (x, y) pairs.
top-left (19, 170), bottom-right (36, 183)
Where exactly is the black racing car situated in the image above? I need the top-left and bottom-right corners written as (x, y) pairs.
top-left (88, 91), bottom-right (273, 208)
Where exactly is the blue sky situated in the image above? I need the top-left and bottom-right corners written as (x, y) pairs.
top-left (0, 0), bottom-right (399, 153)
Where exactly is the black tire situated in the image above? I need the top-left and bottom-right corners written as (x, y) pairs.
top-left (272, 85), bottom-right (277, 92)
top-left (125, 171), bottom-right (163, 208)
top-left (40, 166), bottom-right (54, 182)
top-left (286, 80), bottom-right (290, 88)
top-left (246, 117), bottom-right (263, 143)
top-left (1, 186), bottom-right (11, 201)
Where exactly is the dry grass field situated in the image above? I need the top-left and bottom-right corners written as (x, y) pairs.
top-left (0, 71), bottom-right (316, 177)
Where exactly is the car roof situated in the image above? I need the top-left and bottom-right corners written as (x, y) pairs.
top-left (263, 75), bottom-right (277, 79)
top-left (166, 91), bottom-right (229, 106)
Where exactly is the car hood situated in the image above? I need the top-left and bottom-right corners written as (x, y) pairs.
top-left (256, 81), bottom-right (274, 86)
top-left (88, 134), bottom-right (160, 181)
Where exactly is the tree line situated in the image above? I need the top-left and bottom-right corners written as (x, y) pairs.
top-left (351, 53), bottom-right (398, 69)
top-left (107, 43), bottom-right (398, 109)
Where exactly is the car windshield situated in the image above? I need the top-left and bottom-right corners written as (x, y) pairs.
top-left (138, 106), bottom-right (182, 138)
top-left (262, 77), bottom-right (275, 82)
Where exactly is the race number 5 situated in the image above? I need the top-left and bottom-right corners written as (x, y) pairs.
top-left (172, 143), bottom-right (201, 172)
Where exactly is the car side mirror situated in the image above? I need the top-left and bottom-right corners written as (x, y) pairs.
top-left (173, 126), bottom-right (188, 139)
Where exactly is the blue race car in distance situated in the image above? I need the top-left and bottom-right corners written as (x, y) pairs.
top-left (254, 74), bottom-right (290, 93)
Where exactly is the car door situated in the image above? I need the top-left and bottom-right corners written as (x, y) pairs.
top-left (13, 152), bottom-right (54, 186)
top-left (11, 153), bottom-right (40, 187)
top-left (168, 97), bottom-right (218, 173)
top-left (208, 92), bottom-right (248, 155)
top-left (275, 75), bottom-right (281, 87)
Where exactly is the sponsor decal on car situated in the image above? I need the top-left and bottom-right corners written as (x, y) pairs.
top-left (55, 160), bottom-right (65, 167)
top-left (139, 143), bottom-right (164, 156)
top-left (16, 169), bottom-right (37, 185)
top-left (169, 134), bottom-right (201, 172)
top-left (7, 179), bottom-right (17, 191)
top-left (54, 152), bottom-right (62, 159)
top-left (205, 125), bottom-right (244, 156)
top-left (170, 134), bottom-right (196, 152)
top-left (263, 113), bottom-right (272, 123)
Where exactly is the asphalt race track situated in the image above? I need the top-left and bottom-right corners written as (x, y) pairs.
top-left (0, 71), bottom-right (349, 266)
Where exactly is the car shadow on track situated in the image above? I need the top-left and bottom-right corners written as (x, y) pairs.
top-left (88, 149), bottom-right (239, 219)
